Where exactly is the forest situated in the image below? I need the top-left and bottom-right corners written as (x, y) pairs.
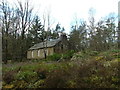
top-left (1, 0), bottom-right (120, 89)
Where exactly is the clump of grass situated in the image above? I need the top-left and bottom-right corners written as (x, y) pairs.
top-left (62, 50), bottom-right (75, 60)
top-left (46, 53), bottom-right (61, 61)
top-left (44, 50), bottom-right (75, 62)
top-left (15, 71), bottom-right (38, 83)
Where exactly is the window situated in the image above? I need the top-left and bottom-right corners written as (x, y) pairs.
top-left (61, 45), bottom-right (63, 50)
top-left (38, 50), bottom-right (40, 57)
top-left (32, 51), bottom-right (34, 58)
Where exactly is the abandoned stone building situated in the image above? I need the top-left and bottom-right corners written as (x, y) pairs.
top-left (27, 33), bottom-right (68, 59)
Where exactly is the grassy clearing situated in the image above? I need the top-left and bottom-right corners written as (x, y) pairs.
top-left (2, 49), bottom-right (120, 88)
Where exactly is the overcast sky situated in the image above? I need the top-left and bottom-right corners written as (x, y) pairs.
top-left (2, 0), bottom-right (119, 33)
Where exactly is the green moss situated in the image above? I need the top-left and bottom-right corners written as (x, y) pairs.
top-left (21, 64), bottom-right (40, 72)
top-left (15, 71), bottom-right (38, 83)
top-left (62, 50), bottom-right (75, 60)
top-left (46, 53), bottom-right (61, 61)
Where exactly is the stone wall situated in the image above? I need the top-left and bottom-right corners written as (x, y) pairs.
top-left (27, 47), bottom-right (54, 59)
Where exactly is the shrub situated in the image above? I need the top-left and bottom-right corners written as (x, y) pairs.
top-left (32, 80), bottom-right (45, 88)
top-left (43, 62), bottom-right (77, 88)
top-left (111, 49), bottom-right (120, 58)
top-left (13, 80), bottom-right (28, 88)
top-left (3, 84), bottom-right (14, 89)
top-left (2, 50), bottom-right (119, 88)
top-left (88, 51), bottom-right (99, 56)
top-left (15, 71), bottom-right (38, 83)
top-left (44, 50), bottom-right (75, 61)
top-left (62, 50), bottom-right (75, 60)
top-left (75, 59), bottom-right (119, 88)
top-left (75, 54), bottom-right (83, 58)
top-left (111, 49), bottom-right (120, 53)
top-left (44, 68), bottom-right (70, 88)
top-left (66, 80), bottom-right (77, 88)
top-left (36, 68), bottom-right (48, 79)
top-left (46, 53), bottom-right (61, 61)
top-left (3, 70), bottom-right (16, 84)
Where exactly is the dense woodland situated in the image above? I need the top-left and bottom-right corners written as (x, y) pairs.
top-left (1, 0), bottom-right (120, 89)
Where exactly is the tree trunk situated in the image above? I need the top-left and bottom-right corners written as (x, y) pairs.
top-left (118, 21), bottom-right (120, 49)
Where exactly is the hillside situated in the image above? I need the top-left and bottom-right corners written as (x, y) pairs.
top-left (2, 49), bottom-right (120, 88)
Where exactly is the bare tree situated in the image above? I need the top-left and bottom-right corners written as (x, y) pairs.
top-left (42, 9), bottom-right (55, 59)
top-left (118, 21), bottom-right (120, 49)
top-left (0, 1), bottom-right (12, 63)
top-left (118, 1), bottom-right (120, 49)
top-left (16, 0), bottom-right (33, 60)
top-left (17, 0), bottom-right (33, 38)
top-left (42, 13), bottom-right (47, 58)
top-left (87, 8), bottom-right (98, 50)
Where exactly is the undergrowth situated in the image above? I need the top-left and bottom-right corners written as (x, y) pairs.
top-left (2, 49), bottom-right (120, 88)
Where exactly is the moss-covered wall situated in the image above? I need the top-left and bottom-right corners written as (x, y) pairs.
top-left (27, 51), bottom-right (32, 59)
top-left (32, 50), bottom-right (38, 58)
top-left (27, 47), bottom-right (54, 59)
top-left (38, 49), bottom-right (44, 59)
top-left (47, 47), bottom-right (54, 56)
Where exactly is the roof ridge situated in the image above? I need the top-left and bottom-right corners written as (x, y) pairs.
top-left (29, 38), bottom-right (61, 50)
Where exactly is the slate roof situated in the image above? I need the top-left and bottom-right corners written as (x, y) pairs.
top-left (29, 38), bottom-right (61, 50)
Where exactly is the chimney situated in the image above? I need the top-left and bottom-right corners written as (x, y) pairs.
top-left (60, 33), bottom-right (67, 41)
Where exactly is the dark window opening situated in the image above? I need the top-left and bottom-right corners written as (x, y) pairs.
top-left (61, 45), bottom-right (63, 50)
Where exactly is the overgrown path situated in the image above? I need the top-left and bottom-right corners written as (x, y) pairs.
top-left (3, 60), bottom-right (58, 68)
